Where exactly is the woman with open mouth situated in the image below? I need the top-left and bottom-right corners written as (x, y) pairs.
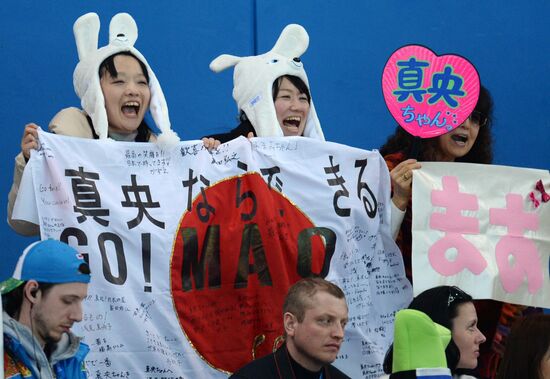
top-left (379, 85), bottom-right (493, 279)
top-left (204, 24), bottom-right (325, 145)
top-left (380, 86), bottom-right (528, 379)
top-left (9, 12), bottom-right (179, 236)
top-left (206, 74), bottom-right (314, 144)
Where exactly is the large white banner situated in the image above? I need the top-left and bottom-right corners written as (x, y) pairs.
top-left (412, 162), bottom-right (550, 308)
top-left (14, 130), bottom-right (412, 379)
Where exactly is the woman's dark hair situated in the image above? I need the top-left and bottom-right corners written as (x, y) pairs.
top-left (380, 85), bottom-right (494, 163)
top-left (97, 51), bottom-right (151, 141)
top-left (383, 286), bottom-right (473, 374)
top-left (98, 51), bottom-right (150, 83)
top-left (2, 282), bottom-right (56, 320)
top-left (496, 314), bottom-right (550, 379)
top-left (272, 75), bottom-right (311, 104)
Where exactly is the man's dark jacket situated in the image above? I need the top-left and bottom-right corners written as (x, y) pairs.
top-left (229, 343), bottom-right (350, 379)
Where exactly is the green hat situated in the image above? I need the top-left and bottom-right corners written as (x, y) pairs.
top-left (391, 309), bottom-right (452, 378)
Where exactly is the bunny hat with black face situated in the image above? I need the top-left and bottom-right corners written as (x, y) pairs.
top-left (210, 24), bottom-right (324, 140)
top-left (73, 12), bottom-right (179, 146)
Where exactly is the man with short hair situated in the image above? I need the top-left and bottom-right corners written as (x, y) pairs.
top-left (231, 277), bottom-right (350, 378)
top-left (2, 239), bottom-right (91, 378)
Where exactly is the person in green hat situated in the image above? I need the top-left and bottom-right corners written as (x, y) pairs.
top-left (383, 286), bottom-right (486, 378)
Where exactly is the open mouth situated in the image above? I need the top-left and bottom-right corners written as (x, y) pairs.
top-left (451, 133), bottom-right (468, 144)
top-left (121, 101), bottom-right (140, 117)
top-left (283, 116), bottom-right (301, 128)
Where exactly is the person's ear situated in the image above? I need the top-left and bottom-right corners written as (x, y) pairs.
top-left (24, 280), bottom-right (40, 303)
top-left (284, 312), bottom-right (298, 337)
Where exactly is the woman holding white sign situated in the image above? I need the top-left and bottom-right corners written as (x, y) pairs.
top-left (380, 87), bottom-right (503, 378)
top-left (9, 12), bottom-right (180, 236)
top-left (203, 24), bottom-right (324, 144)
top-left (380, 85), bottom-right (494, 268)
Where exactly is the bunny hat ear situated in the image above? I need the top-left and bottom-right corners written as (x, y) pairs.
top-left (109, 13), bottom-right (138, 46)
top-left (72, 13), bottom-right (179, 146)
top-left (74, 13), bottom-right (100, 61)
top-left (211, 24), bottom-right (324, 140)
top-left (271, 24), bottom-right (309, 58)
top-left (209, 54), bottom-right (242, 73)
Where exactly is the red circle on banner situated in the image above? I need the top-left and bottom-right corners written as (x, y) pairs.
top-left (170, 173), bottom-right (331, 373)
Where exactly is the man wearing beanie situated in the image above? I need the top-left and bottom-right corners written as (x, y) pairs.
top-left (2, 239), bottom-right (91, 378)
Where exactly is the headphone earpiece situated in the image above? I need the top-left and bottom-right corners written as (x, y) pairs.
top-left (29, 287), bottom-right (39, 300)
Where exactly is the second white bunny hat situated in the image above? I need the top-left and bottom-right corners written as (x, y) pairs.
top-left (210, 24), bottom-right (324, 140)
top-left (73, 12), bottom-right (179, 145)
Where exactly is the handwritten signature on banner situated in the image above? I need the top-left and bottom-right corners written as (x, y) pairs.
top-left (412, 162), bottom-right (550, 307)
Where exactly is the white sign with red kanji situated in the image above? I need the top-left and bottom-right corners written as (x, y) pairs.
top-left (412, 162), bottom-right (550, 307)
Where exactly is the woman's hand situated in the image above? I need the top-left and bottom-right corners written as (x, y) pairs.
top-left (390, 159), bottom-right (422, 211)
top-left (202, 137), bottom-right (221, 151)
top-left (21, 123), bottom-right (40, 160)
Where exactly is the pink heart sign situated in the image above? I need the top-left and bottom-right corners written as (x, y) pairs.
top-left (382, 45), bottom-right (480, 138)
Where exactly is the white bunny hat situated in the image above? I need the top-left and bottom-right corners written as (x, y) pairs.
top-left (210, 24), bottom-right (324, 140)
top-left (73, 12), bottom-right (179, 146)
